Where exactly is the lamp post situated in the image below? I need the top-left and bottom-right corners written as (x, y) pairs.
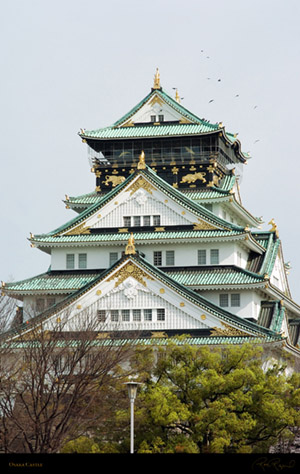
top-left (126, 381), bottom-right (140, 454)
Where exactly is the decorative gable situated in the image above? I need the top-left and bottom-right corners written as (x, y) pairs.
top-left (120, 91), bottom-right (192, 127)
top-left (26, 252), bottom-right (277, 342)
top-left (59, 171), bottom-right (223, 235)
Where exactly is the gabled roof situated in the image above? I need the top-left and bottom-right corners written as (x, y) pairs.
top-left (64, 172), bottom-right (237, 213)
top-left (31, 166), bottom-right (248, 241)
top-left (2, 252), bottom-right (284, 343)
top-left (78, 82), bottom-right (248, 162)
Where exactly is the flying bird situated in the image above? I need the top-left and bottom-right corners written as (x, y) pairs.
top-left (209, 99), bottom-right (214, 103)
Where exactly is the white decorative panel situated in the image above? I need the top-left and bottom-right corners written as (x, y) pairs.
top-left (91, 194), bottom-right (190, 229)
top-left (92, 282), bottom-right (208, 331)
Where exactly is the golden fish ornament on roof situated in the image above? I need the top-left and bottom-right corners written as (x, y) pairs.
top-left (153, 68), bottom-right (161, 89)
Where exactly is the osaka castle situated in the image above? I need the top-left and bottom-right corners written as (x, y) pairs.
top-left (2, 69), bottom-right (300, 363)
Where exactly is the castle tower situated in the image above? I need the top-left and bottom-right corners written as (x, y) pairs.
top-left (3, 71), bottom-right (300, 360)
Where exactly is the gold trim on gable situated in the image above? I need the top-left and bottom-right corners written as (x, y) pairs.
top-left (64, 223), bottom-right (91, 235)
top-left (107, 261), bottom-right (155, 288)
top-left (121, 120), bottom-right (134, 127)
top-left (127, 176), bottom-right (157, 196)
top-left (210, 323), bottom-right (249, 337)
top-left (179, 117), bottom-right (192, 124)
top-left (193, 218), bottom-right (218, 231)
top-left (149, 94), bottom-right (164, 107)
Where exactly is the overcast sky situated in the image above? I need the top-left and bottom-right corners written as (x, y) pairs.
top-left (1, 0), bottom-right (300, 302)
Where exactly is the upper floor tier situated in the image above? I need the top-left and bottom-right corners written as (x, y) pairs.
top-left (79, 72), bottom-right (248, 192)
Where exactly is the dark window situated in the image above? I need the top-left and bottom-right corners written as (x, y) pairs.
top-left (122, 310), bottom-right (130, 321)
top-left (157, 308), bottom-right (165, 321)
top-left (133, 216), bottom-right (141, 226)
top-left (219, 294), bottom-right (229, 307)
top-left (97, 310), bottom-right (106, 322)
top-left (154, 251), bottom-right (162, 266)
top-left (111, 310), bottom-right (119, 322)
top-left (153, 215), bottom-right (161, 226)
top-left (123, 216), bottom-right (131, 227)
top-left (133, 309), bottom-right (141, 321)
top-left (143, 216), bottom-right (151, 226)
top-left (144, 309), bottom-right (152, 321)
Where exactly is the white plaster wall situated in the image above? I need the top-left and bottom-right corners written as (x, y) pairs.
top-left (199, 289), bottom-right (262, 320)
top-left (50, 240), bottom-right (245, 270)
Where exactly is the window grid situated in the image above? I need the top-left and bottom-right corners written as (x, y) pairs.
top-left (97, 310), bottom-right (106, 322)
top-left (154, 251), bottom-right (162, 266)
top-left (166, 250), bottom-right (175, 266)
top-left (157, 308), bottom-right (165, 321)
top-left (231, 294), bottom-right (241, 307)
top-left (123, 216), bottom-right (131, 227)
top-left (198, 249), bottom-right (207, 265)
top-left (121, 310), bottom-right (130, 321)
top-left (111, 310), bottom-right (119, 322)
top-left (133, 309), bottom-right (141, 321)
top-left (219, 294), bottom-right (241, 308)
top-left (66, 254), bottom-right (75, 270)
top-left (78, 253), bottom-right (87, 269)
top-left (210, 249), bottom-right (219, 265)
top-left (133, 216), bottom-right (141, 226)
top-left (123, 215), bottom-right (161, 227)
top-left (219, 294), bottom-right (229, 307)
top-left (144, 309), bottom-right (152, 321)
top-left (99, 308), bottom-right (165, 323)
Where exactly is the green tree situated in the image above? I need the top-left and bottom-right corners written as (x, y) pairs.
top-left (130, 340), bottom-right (300, 453)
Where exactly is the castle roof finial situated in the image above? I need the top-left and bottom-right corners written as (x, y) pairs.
top-left (125, 233), bottom-right (136, 255)
top-left (152, 67), bottom-right (161, 90)
top-left (175, 89), bottom-right (181, 103)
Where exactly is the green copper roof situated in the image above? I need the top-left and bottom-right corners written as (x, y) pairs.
top-left (81, 123), bottom-right (222, 140)
top-left (166, 266), bottom-right (265, 288)
top-left (4, 271), bottom-right (103, 294)
top-left (5, 265), bottom-right (265, 295)
top-left (79, 87), bottom-right (248, 161)
top-left (253, 232), bottom-right (281, 277)
top-left (31, 229), bottom-right (246, 246)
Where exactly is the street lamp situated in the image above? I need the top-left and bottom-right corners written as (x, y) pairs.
top-left (125, 381), bottom-right (141, 454)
